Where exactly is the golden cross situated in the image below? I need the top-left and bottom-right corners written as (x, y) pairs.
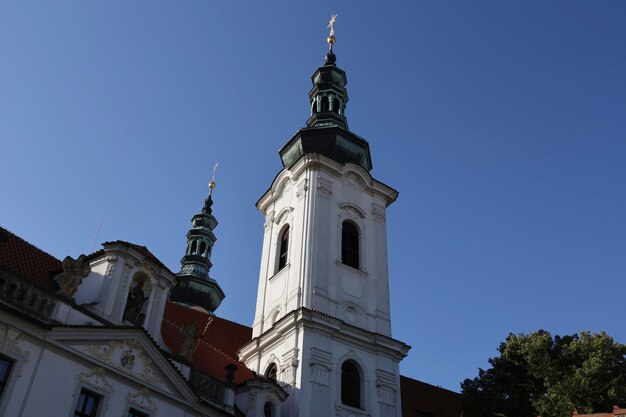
top-left (328, 14), bottom-right (337, 37)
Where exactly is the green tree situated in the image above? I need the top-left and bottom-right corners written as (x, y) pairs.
top-left (461, 331), bottom-right (626, 417)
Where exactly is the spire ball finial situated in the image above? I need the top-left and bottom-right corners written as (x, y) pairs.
top-left (209, 162), bottom-right (219, 192)
top-left (327, 14), bottom-right (337, 50)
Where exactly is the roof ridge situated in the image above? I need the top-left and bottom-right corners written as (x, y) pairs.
top-left (196, 338), bottom-right (243, 364)
top-left (212, 314), bottom-right (252, 331)
top-left (100, 240), bottom-right (173, 274)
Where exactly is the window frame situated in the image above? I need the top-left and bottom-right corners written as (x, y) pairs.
top-left (340, 360), bottom-right (362, 409)
top-left (265, 362), bottom-right (278, 381)
top-left (263, 401), bottom-right (276, 417)
top-left (73, 388), bottom-right (102, 417)
top-left (127, 407), bottom-right (150, 417)
top-left (0, 354), bottom-right (15, 408)
top-left (341, 221), bottom-right (360, 270)
top-left (276, 225), bottom-right (290, 273)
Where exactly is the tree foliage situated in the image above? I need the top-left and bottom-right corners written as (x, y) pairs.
top-left (461, 331), bottom-right (626, 417)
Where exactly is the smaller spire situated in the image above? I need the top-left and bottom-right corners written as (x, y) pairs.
top-left (169, 163), bottom-right (225, 313)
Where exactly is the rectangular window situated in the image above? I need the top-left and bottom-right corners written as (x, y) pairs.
top-left (128, 408), bottom-right (149, 417)
top-left (0, 355), bottom-right (14, 400)
top-left (74, 389), bottom-right (101, 417)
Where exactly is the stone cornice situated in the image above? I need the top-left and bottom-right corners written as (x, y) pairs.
top-left (239, 307), bottom-right (410, 363)
top-left (256, 153), bottom-right (398, 213)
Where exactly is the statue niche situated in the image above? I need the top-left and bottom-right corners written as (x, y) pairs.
top-left (123, 274), bottom-right (150, 325)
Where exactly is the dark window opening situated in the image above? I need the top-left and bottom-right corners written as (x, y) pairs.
top-left (341, 361), bottom-right (361, 408)
top-left (341, 221), bottom-right (359, 269)
top-left (321, 96), bottom-right (329, 112)
top-left (264, 402), bottom-right (274, 417)
top-left (312, 101), bottom-right (317, 114)
top-left (74, 389), bottom-right (101, 417)
top-left (128, 408), bottom-right (150, 417)
top-left (190, 240), bottom-right (197, 255)
top-left (199, 241), bottom-right (207, 256)
top-left (333, 98), bottom-right (340, 113)
top-left (278, 226), bottom-right (289, 271)
top-left (265, 363), bottom-right (278, 381)
top-left (0, 355), bottom-right (14, 400)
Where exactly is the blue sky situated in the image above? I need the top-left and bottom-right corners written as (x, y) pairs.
top-left (2, 1), bottom-right (625, 391)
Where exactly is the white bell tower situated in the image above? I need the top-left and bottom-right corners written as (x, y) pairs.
top-left (239, 22), bottom-right (409, 417)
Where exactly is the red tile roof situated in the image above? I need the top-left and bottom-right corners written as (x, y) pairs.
top-left (400, 375), bottom-right (462, 417)
top-left (162, 300), bottom-right (255, 384)
top-left (573, 406), bottom-right (626, 417)
top-left (0, 227), bottom-right (61, 293)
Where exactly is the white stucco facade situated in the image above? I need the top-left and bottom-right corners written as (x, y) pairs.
top-left (241, 153), bottom-right (410, 417)
top-left (0, 310), bottom-right (230, 417)
top-left (252, 154), bottom-right (398, 338)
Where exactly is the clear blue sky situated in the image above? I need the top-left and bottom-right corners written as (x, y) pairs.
top-left (2, 1), bottom-right (625, 392)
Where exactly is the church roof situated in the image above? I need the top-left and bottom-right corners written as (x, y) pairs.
top-left (573, 407), bottom-right (626, 417)
top-left (0, 226), bottom-right (61, 293)
top-left (162, 300), bottom-right (256, 385)
top-left (400, 375), bottom-right (462, 417)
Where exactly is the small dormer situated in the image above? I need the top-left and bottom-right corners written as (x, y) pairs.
top-left (72, 241), bottom-right (177, 341)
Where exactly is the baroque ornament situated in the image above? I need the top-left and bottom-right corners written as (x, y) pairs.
top-left (345, 172), bottom-right (364, 191)
top-left (274, 207), bottom-right (294, 225)
top-left (7, 329), bottom-right (30, 362)
top-left (341, 205), bottom-right (365, 220)
top-left (77, 367), bottom-right (115, 393)
top-left (317, 178), bottom-right (333, 198)
top-left (296, 178), bottom-right (309, 200)
top-left (127, 388), bottom-right (157, 412)
top-left (371, 204), bottom-right (386, 223)
top-left (57, 254), bottom-right (91, 299)
top-left (85, 340), bottom-right (164, 386)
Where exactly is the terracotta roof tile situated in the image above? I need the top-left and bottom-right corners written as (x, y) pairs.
top-left (573, 406), bottom-right (626, 417)
top-left (400, 375), bottom-right (462, 417)
top-left (0, 227), bottom-right (61, 293)
top-left (161, 301), bottom-right (255, 384)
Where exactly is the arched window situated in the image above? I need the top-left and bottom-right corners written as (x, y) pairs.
top-left (277, 226), bottom-right (289, 271)
top-left (341, 361), bottom-right (361, 408)
top-left (190, 240), bottom-right (197, 255)
top-left (311, 100), bottom-right (317, 114)
top-left (333, 98), bottom-right (340, 114)
top-left (341, 221), bottom-right (359, 269)
top-left (321, 96), bottom-right (329, 112)
top-left (199, 241), bottom-right (207, 256)
top-left (265, 363), bottom-right (277, 381)
top-left (263, 402), bottom-right (275, 417)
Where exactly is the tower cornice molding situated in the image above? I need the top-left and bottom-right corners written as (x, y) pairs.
top-left (256, 154), bottom-right (398, 213)
top-left (239, 307), bottom-right (410, 364)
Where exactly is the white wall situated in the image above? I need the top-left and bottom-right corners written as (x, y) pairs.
top-left (253, 154), bottom-right (397, 338)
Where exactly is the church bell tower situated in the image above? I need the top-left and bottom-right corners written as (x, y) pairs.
top-left (239, 18), bottom-right (409, 417)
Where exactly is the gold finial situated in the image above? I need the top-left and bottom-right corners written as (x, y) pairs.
top-left (327, 14), bottom-right (337, 50)
top-left (209, 162), bottom-right (219, 193)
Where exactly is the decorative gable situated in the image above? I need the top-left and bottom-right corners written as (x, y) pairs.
top-left (83, 339), bottom-right (165, 389)
top-left (50, 328), bottom-right (197, 403)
